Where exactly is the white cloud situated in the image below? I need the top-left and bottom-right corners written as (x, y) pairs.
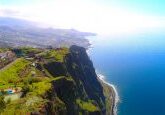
top-left (0, 0), bottom-right (165, 35)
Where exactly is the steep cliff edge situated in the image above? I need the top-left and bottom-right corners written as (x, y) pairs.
top-left (0, 46), bottom-right (114, 115)
top-left (45, 45), bottom-right (114, 115)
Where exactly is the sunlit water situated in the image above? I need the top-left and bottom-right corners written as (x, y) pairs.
top-left (88, 32), bottom-right (165, 115)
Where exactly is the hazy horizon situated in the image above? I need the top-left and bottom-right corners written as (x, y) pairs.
top-left (0, 0), bottom-right (165, 35)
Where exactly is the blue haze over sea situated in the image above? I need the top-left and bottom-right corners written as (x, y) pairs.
top-left (88, 32), bottom-right (165, 115)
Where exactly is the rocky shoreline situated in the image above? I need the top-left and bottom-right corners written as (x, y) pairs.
top-left (97, 74), bottom-right (119, 115)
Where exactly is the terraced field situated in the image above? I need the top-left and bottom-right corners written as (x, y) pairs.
top-left (0, 58), bottom-right (30, 84)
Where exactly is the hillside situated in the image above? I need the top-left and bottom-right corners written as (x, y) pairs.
top-left (0, 17), bottom-right (95, 48)
top-left (0, 46), bottom-right (114, 115)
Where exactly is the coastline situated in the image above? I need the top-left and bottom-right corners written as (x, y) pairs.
top-left (86, 36), bottom-right (119, 115)
top-left (97, 74), bottom-right (119, 115)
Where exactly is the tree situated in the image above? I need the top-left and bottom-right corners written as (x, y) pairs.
top-left (0, 96), bottom-right (6, 113)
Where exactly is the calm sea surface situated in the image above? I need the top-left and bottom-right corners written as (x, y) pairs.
top-left (88, 33), bottom-right (165, 115)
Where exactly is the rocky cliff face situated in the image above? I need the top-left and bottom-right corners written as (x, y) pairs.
top-left (65, 46), bottom-right (106, 112)
top-left (44, 46), bottom-right (113, 115)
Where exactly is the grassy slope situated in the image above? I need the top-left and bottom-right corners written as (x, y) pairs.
top-left (0, 58), bottom-right (30, 83)
top-left (99, 79), bottom-right (114, 115)
top-left (76, 99), bottom-right (99, 112)
top-left (0, 58), bottom-right (30, 90)
top-left (37, 48), bottom-right (69, 62)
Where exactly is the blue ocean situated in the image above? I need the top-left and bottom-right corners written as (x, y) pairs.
top-left (88, 32), bottom-right (165, 115)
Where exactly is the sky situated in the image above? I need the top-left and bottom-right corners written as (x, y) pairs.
top-left (0, 0), bottom-right (165, 35)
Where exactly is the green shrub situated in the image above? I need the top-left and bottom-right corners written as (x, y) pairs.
top-left (76, 99), bottom-right (99, 112)
top-left (0, 96), bottom-right (6, 113)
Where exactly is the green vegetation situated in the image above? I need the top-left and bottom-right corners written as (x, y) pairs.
top-left (27, 80), bottom-right (51, 96)
top-left (0, 58), bottom-right (30, 83)
top-left (76, 99), bottom-right (99, 112)
top-left (1, 76), bottom-right (69, 114)
top-left (19, 47), bottom-right (42, 54)
top-left (0, 47), bottom-right (108, 114)
top-left (0, 50), bottom-right (53, 114)
top-left (38, 48), bottom-right (69, 62)
top-left (51, 76), bottom-right (65, 81)
top-left (2, 96), bottom-right (47, 115)
top-left (0, 48), bottom-right (9, 53)
top-left (1, 77), bottom-right (51, 114)
top-left (0, 96), bottom-right (6, 113)
top-left (100, 80), bottom-right (113, 115)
